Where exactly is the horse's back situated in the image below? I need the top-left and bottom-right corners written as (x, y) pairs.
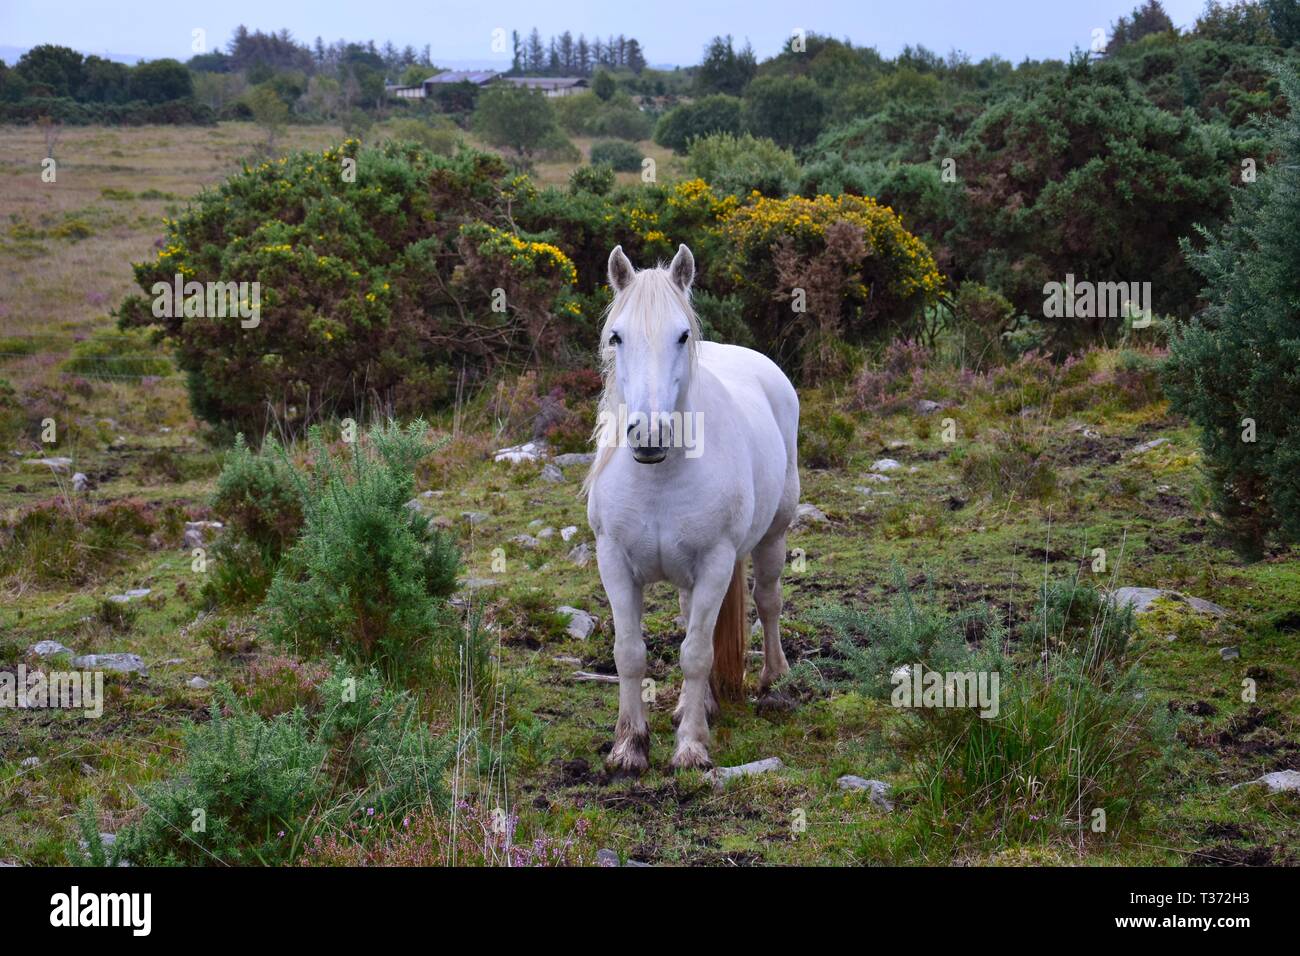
top-left (698, 342), bottom-right (799, 456)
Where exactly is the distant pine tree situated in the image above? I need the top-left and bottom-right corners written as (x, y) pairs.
top-left (1164, 63), bottom-right (1300, 556)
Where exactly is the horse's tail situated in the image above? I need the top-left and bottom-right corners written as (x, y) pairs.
top-left (711, 559), bottom-right (747, 702)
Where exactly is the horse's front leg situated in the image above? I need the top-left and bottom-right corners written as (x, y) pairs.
top-left (672, 548), bottom-right (735, 770)
top-left (597, 542), bottom-right (649, 774)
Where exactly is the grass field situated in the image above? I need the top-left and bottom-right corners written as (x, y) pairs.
top-left (1, 122), bottom-right (1296, 867)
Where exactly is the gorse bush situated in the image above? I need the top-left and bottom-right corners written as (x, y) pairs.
top-left (116, 139), bottom-right (944, 430)
top-left (105, 666), bottom-right (453, 866)
top-left (653, 94), bottom-right (744, 152)
top-left (117, 141), bottom-right (583, 436)
top-left (685, 132), bottom-right (799, 198)
top-left (259, 420), bottom-right (461, 683)
top-left (203, 433), bottom-right (303, 607)
top-left (1164, 63), bottom-right (1300, 557)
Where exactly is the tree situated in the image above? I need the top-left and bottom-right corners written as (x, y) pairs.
top-left (15, 44), bottom-right (84, 97)
top-left (592, 70), bottom-right (616, 101)
top-left (247, 83), bottom-right (289, 151)
top-left (1107, 0), bottom-right (1176, 52)
top-left (1265, 0), bottom-right (1300, 44)
top-left (472, 83), bottom-right (557, 159)
top-left (695, 36), bottom-right (757, 96)
top-left (1164, 64), bottom-right (1300, 556)
top-left (129, 59), bottom-right (193, 103)
top-left (653, 94), bottom-right (744, 151)
top-left (743, 75), bottom-right (827, 149)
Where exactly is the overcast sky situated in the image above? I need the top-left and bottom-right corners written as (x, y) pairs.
top-left (2, 0), bottom-right (1211, 67)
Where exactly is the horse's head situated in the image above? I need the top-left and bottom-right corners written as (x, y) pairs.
top-left (601, 243), bottom-right (699, 464)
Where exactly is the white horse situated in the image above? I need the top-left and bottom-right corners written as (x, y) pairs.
top-left (585, 243), bottom-right (800, 772)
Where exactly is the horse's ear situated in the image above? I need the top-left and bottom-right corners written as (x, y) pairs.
top-left (608, 245), bottom-right (635, 294)
top-left (669, 243), bottom-right (694, 292)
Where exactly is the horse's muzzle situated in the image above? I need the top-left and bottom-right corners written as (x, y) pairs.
top-left (631, 446), bottom-right (667, 464)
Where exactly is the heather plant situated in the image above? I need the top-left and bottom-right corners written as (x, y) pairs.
top-left (0, 498), bottom-right (160, 585)
top-left (1164, 63), bottom-right (1300, 557)
top-left (259, 420), bottom-right (461, 683)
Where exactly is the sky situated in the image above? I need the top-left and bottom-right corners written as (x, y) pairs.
top-left (1, 0), bottom-right (1211, 68)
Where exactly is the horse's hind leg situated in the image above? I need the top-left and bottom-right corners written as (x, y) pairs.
top-left (753, 532), bottom-right (791, 693)
top-left (597, 544), bottom-right (649, 775)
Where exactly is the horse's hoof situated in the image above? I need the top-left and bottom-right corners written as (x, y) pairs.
top-left (669, 741), bottom-right (712, 772)
top-left (758, 664), bottom-right (790, 694)
top-left (605, 729), bottom-right (649, 775)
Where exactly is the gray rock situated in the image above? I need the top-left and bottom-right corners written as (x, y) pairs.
top-left (30, 640), bottom-right (75, 659)
top-left (528, 519), bottom-right (544, 528)
top-left (461, 577), bottom-right (498, 590)
top-left (1110, 586), bottom-right (1228, 617)
top-left (493, 441), bottom-right (546, 464)
top-left (187, 676), bottom-right (210, 690)
top-left (461, 511), bottom-right (489, 526)
top-left (705, 757), bottom-right (784, 788)
top-left (791, 503), bottom-right (828, 530)
top-left (106, 588), bottom-right (152, 604)
top-left (71, 653), bottom-right (148, 676)
top-left (539, 463), bottom-right (565, 483)
top-left (1131, 437), bottom-right (1169, 454)
top-left (557, 606), bottom-right (596, 640)
top-left (837, 775), bottom-right (894, 811)
top-left (20, 756), bottom-right (40, 768)
top-left (915, 399), bottom-right (942, 415)
top-left (1254, 769), bottom-right (1300, 793)
top-left (24, 456), bottom-right (74, 472)
top-left (537, 527), bottom-right (555, 539)
top-left (1220, 646), bottom-right (1240, 661)
top-left (560, 525), bottom-right (579, 542)
top-left (871, 458), bottom-right (902, 472)
top-left (595, 848), bottom-right (651, 867)
top-left (72, 472), bottom-right (90, 493)
top-left (553, 452), bottom-right (595, 468)
top-left (860, 473), bottom-right (892, 484)
top-left (510, 534), bottom-right (540, 550)
top-left (569, 542), bottom-right (592, 567)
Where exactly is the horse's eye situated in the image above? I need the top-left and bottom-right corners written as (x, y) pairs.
top-left (678, 330), bottom-right (690, 344)
top-left (609, 332), bottom-right (622, 346)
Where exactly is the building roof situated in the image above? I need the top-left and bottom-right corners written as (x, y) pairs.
top-left (503, 76), bottom-right (588, 90)
top-left (424, 70), bottom-right (499, 85)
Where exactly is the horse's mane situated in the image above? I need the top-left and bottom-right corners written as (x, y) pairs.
top-left (582, 265), bottom-right (701, 497)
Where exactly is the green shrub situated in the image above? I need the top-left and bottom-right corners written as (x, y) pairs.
top-left (588, 139), bottom-right (643, 172)
top-left (956, 425), bottom-right (1058, 501)
top-left (380, 116), bottom-right (461, 155)
top-left (61, 327), bottom-right (172, 380)
top-left (1164, 63), bottom-right (1300, 557)
top-left (259, 421), bottom-right (461, 683)
top-left (568, 163), bottom-right (615, 196)
top-left (814, 570), bottom-right (996, 698)
top-left (653, 94), bottom-right (743, 152)
top-left (685, 132), bottom-right (798, 198)
top-left (203, 434), bottom-right (303, 607)
top-left (799, 403), bottom-right (856, 469)
top-left (108, 666), bottom-right (453, 866)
